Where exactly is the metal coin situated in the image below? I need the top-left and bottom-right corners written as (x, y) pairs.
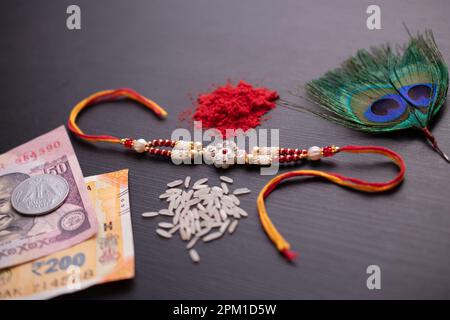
top-left (11, 174), bottom-right (70, 216)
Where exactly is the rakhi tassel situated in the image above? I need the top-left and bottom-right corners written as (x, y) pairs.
top-left (68, 88), bottom-right (168, 143)
top-left (256, 145), bottom-right (406, 262)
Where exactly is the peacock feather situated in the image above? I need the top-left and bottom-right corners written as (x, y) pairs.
top-left (282, 29), bottom-right (449, 162)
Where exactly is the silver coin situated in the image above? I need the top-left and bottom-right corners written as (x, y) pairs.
top-left (11, 174), bottom-right (70, 216)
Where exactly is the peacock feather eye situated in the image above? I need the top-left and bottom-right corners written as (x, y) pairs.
top-left (284, 29), bottom-right (450, 162)
top-left (364, 95), bottom-right (407, 123)
top-left (399, 83), bottom-right (435, 108)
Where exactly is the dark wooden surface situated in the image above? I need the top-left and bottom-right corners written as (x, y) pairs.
top-left (1, 0), bottom-right (450, 299)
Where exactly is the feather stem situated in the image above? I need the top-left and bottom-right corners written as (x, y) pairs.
top-left (421, 127), bottom-right (450, 163)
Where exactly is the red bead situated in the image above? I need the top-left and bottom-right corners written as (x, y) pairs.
top-left (286, 155), bottom-right (293, 162)
top-left (123, 139), bottom-right (133, 148)
top-left (279, 155), bottom-right (286, 163)
top-left (323, 146), bottom-right (333, 157)
top-left (165, 139), bottom-right (171, 146)
top-left (288, 149), bottom-right (295, 155)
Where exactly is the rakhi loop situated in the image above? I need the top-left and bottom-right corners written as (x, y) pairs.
top-left (68, 90), bottom-right (406, 262)
top-left (68, 88), bottom-right (168, 143)
top-left (256, 145), bottom-right (405, 262)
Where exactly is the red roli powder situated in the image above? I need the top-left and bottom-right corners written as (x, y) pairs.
top-left (191, 81), bottom-right (279, 137)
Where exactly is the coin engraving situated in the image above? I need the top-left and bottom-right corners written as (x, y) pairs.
top-left (11, 174), bottom-right (70, 216)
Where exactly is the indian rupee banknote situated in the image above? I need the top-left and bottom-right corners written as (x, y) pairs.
top-left (0, 169), bottom-right (135, 299)
top-left (0, 126), bottom-right (97, 269)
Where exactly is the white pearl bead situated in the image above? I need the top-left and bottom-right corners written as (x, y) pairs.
top-left (170, 150), bottom-right (190, 165)
top-left (307, 146), bottom-right (322, 160)
top-left (258, 155), bottom-right (272, 165)
top-left (175, 141), bottom-right (192, 150)
top-left (193, 141), bottom-right (203, 151)
top-left (235, 149), bottom-right (246, 164)
top-left (133, 139), bottom-right (147, 153)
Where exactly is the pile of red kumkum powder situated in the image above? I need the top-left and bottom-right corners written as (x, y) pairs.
top-left (190, 81), bottom-right (279, 138)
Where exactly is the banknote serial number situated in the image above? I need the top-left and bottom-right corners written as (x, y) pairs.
top-left (15, 140), bottom-right (61, 164)
top-left (0, 268), bottom-right (94, 299)
top-left (32, 253), bottom-right (85, 276)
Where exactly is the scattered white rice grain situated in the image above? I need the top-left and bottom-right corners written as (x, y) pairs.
top-left (207, 221), bottom-right (222, 229)
top-left (220, 220), bottom-right (230, 233)
top-left (158, 222), bottom-right (174, 229)
top-left (219, 209), bottom-right (227, 221)
top-left (221, 182), bottom-right (229, 194)
top-left (180, 227), bottom-right (188, 241)
top-left (189, 249), bottom-right (200, 263)
top-left (212, 186), bottom-right (223, 196)
top-left (156, 229), bottom-right (173, 238)
top-left (194, 187), bottom-right (210, 197)
top-left (214, 198), bottom-right (221, 209)
top-left (167, 179), bottom-right (183, 188)
top-left (141, 211), bottom-right (159, 218)
top-left (159, 209), bottom-right (174, 216)
top-left (147, 175), bottom-right (250, 263)
top-left (169, 225), bottom-right (180, 234)
top-left (166, 188), bottom-right (182, 194)
top-left (185, 226), bottom-right (192, 240)
top-left (228, 220), bottom-right (239, 234)
top-left (193, 184), bottom-right (208, 190)
top-left (220, 176), bottom-right (233, 184)
top-left (230, 195), bottom-right (240, 206)
top-left (203, 231), bottom-right (223, 242)
top-left (173, 195), bottom-right (182, 210)
top-left (187, 198), bottom-right (200, 207)
top-left (235, 207), bottom-right (248, 217)
top-left (168, 200), bottom-right (175, 213)
top-left (213, 209), bottom-right (221, 222)
top-left (233, 188), bottom-right (251, 195)
top-left (184, 189), bottom-right (194, 202)
top-left (184, 176), bottom-right (191, 188)
top-left (193, 177), bottom-right (208, 186)
top-left (197, 227), bottom-right (211, 237)
top-left (186, 236), bottom-right (199, 249)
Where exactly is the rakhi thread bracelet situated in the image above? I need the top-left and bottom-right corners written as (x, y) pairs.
top-left (68, 88), bottom-right (406, 262)
top-left (68, 88), bottom-right (339, 167)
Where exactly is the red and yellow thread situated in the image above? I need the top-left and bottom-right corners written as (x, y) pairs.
top-left (68, 88), bottom-right (167, 143)
top-left (256, 145), bottom-right (405, 262)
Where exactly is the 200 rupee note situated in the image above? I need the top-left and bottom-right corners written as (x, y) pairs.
top-left (0, 169), bottom-right (135, 299)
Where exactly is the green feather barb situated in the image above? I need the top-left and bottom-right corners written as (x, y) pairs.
top-left (283, 29), bottom-right (449, 162)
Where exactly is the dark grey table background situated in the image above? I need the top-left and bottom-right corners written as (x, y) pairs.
top-left (1, 0), bottom-right (450, 299)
